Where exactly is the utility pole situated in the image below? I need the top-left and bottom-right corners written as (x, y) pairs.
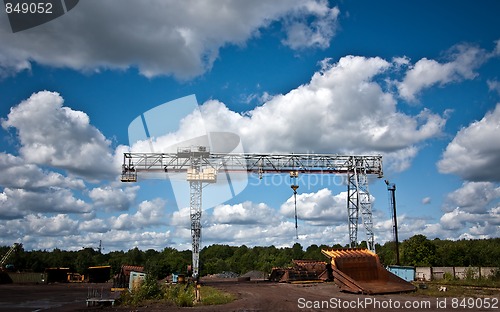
top-left (385, 180), bottom-right (400, 265)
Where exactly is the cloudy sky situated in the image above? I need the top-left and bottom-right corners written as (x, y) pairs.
top-left (1, 0), bottom-right (499, 252)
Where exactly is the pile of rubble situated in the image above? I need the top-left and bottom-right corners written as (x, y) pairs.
top-left (205, 271), bottom-right (239, 279)
top-left (269, 260), bottom-right (331, 283)
top-left (240, 270), bottom-right (267, 280)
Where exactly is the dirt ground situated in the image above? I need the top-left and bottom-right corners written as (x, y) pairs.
top-left (0, 280), bottom-right (499, 312)
top-left (0, 282), bottom-right (92, 311)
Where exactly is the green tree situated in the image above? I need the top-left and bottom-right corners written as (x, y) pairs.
top-left (156, 247), bottom-right (191, 276)
top-left (291, 243), bottom-right (304, 260)
top-left (49, 248), bottom-right (73, 268)
top-left (400, 234), bottom-right (437, 266)
top-left (75, 248), bottom-right (98, 273)
top-left (125, 247), bottom-right (144, 266)
top-left (377, 241), bottom-right (397, 265)
top-left (107, 250), bottom-right (126, 275)
top-left (304, 244), bottom-right (329, 261)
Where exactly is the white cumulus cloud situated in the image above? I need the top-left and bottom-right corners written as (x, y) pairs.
top-left (0, 152), bottom-right (85, 190)
top-left (280, 188), bottom-right (347, 225)
top-left (5, 214), bottom-right (80, 237)
top-left (443, 182), bottom-right (500, 214)
top-left (212, 201), bottom-right (278, 225)
top-left (281, 1), bottom-right (339, 49)
top-left (397, 43), bottom-right (494, 102)
top-left (110, 198), bottom-right (167, 230)
top-left (1, 91), bottom-right (119, 181)
top-left (0, 187), bottom-right (91, 219)
top-left (89, 185), bottom-right (139, 212)
top-left (135, 56), bottom-right (447, 172)
top-left (0, 0), bottom-right (339, 79)
top-left (438, 104), bottom-right (500, 181)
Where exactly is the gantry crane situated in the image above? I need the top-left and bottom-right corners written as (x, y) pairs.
top-left (121, 146), bottom-right (383, 279)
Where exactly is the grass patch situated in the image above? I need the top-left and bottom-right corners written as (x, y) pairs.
top-left (436, 278), bottom-right (500, 288)
top-left (411, 270), bottom-right (500, 298)
top-left (119, 282), bottom-right (235, 307)
top-left (412, 282), bottom-right (500, 298)
top-left (201, 285), bottom-right (236, 305)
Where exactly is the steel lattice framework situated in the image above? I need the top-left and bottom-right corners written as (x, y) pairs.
top-left (121, 147), bottom-right (383, 279)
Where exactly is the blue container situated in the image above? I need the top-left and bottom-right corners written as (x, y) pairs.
top-left (387, 265), bottom-right (415, 282)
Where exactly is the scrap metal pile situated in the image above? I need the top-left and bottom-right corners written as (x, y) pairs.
top-left (269, 260), bottom-right (331, 283)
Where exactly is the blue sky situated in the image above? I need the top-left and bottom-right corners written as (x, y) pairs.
top-left (1, 0), bottom-right (499, 252)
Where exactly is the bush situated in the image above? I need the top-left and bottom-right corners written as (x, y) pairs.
top-left (463, 267), bottom-right (477, 280)
top-left (164, 284), bottom-right (194, 307)
top-left (120, 280), bottom-right (234, 308)
top-left (443, 272), bottom-right (455, 281)
top-left (120, 275), bottom-right (163, 306)
top-left (489, 268), bottom-right (500, 281)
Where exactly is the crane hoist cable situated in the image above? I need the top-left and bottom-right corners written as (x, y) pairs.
top-left (290, 170), bottom-right (299, 240)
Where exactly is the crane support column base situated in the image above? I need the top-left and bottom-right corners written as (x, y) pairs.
top-left (190, 180), bottom-right (202, 280)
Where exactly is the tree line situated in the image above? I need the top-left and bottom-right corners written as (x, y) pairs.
top-left (1, 235), bottom-right (499, 279)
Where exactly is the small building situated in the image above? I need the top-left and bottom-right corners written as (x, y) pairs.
top-left (112, 265), bottom-right (144, 290)
top-left (45, 267), bottom-right (70, 283)
top-left (129, 271), bottom-right (146, 291)
top-left (7, 272), bottom-right (47, 284)
top-left (87, 266), bottom-right (111, 283)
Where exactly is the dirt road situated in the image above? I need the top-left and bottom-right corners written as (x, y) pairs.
top-left (0, 280), bottom-right (498, 311)
top-left (0, 283), bottom-right (90, 311)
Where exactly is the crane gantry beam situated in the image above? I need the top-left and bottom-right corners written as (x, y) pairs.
top-left (121, 148), bottom-right (383, 176)
top-left (121, 146), bottom-right (383, 279)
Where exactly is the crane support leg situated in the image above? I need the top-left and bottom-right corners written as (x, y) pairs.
top-left (347, 172), bottom-right (359, 248)
top-left (359, 174), bottom-right (374, 252)
top-left (190, 180), bottom-right (202, 280)
top-left (347, 157), bottom-right (375, 252)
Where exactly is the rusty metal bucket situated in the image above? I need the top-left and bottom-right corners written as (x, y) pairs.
top-left (321, 248), bottom-right (416, 294)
